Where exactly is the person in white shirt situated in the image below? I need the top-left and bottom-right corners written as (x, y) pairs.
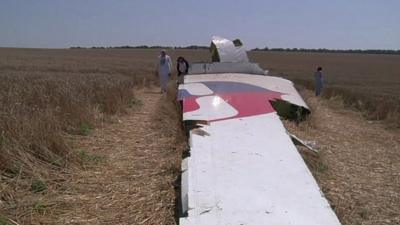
top-left (157, 50), bottom-right (172, 94)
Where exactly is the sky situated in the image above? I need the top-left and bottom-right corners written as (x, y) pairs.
top-left (0, 0), bottom-right (399, 49)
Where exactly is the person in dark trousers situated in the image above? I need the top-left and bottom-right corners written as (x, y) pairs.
top-left (177, 56), bottom-right (189, 84)
top-left (314, 67), bottom-right (324, 96)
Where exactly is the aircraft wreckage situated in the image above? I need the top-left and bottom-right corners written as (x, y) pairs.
top-left (177, 37), bottom-right (341, 225)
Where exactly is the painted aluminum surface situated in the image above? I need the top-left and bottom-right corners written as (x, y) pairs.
top-left (178, 73), bottom-right (341, 225)
top-left (189, 62), bottom-right (267, 75)
top-left (211, 36), bottom-right (249, 63)
top-left (178, 73), bottom-right (309, 122)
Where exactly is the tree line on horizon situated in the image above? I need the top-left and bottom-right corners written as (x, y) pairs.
top-left (70, 45), bottom-right (400, 55)
top-left (69, 45), bottom-right (209, 50)
top-left (252, 47), bottom-right (400, 55)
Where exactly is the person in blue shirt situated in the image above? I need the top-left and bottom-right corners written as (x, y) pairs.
top-left (314, 67), bottom-right (324, 96)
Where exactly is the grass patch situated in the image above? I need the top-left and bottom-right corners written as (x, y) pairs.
top-left (50, 157), bottom-right (63, 167)
top-left (77, 149), bottom-right (106, 163)
top-left (0, 135), bottom-right (4, 147)
top-left (128, 98), bottom-right (143, 108)
top-left (33, 201), bottom-right (46, 214)
top-left (31, 179), bottom-right (47, 193)
top-left (79, 122), bottom-right (92, 136)
top-left (358, 208), bottom-right (369, 220)
top-left (0, 215), bottom-right (11, 225)
top-left (317, 162), bottom-right (329, 173)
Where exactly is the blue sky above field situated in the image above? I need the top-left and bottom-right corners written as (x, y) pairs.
top-left (0, 0), bottom-right (399, 49)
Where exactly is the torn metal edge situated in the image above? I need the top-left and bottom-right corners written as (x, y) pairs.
top-left (287, 131), bottom-right (319, 153)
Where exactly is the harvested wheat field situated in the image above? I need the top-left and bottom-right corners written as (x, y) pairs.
top-left (249, 51), bottom-right (400, 127)
top-left (0, 48), bottom-right (399, 225)
top-left (57, 87), bottom-right (185, 224)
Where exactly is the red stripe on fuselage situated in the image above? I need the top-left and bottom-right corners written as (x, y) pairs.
top-left (182, 92), bottom-right (283, 122)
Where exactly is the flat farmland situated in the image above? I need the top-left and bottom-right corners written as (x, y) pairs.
top-left (2, 48), bottom-right (398, 104)
top-left (0, 48), bottom-right (399, 224)
top-left (250, 51), bottom-right (400, 99)
top-left (250, 51), bottom-right (400, 123)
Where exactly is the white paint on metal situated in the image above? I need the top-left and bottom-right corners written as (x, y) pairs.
top-left (211, 36), bottom-right (249, 63)
top-left (179, 73), bottom-right (341, 225)
top-left (183, 96), bottom-right (238, 121)
top-left (287, 131), bottom-right (319, 153)
top-left (181, 157), bottom-right (189, 214)
top-left (180, 82), bottom-right (213, 96)
top-left (189, 62), bottom-right (266, 75)
top-left (180, 114), bottom-right (341, 225)
top-left (183, 73), bottom-right (309, 110)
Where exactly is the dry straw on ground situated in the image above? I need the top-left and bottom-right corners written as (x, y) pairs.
top-left (53, 86), bottom-right (185, 225)
top-left (0, 48), bottom-right (145, 224)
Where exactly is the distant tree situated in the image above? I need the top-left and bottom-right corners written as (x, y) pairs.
top-left (184, 45), bottom-right (208, 49)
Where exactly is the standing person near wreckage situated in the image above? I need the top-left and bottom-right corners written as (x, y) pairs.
top-left (157, 50), bottom-right (172, 94)
top-left (314, 66), bottom-right (324, 96)
top-left (176, 56), bottom-right (189, 84)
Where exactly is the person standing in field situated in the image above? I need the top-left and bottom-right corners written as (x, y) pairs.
top-left (157, 50), bottom-right (172, 94)
top-left (314, 67), bottom-right (324, 96)
top-left (176, 56), bottom-right (189, 84)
